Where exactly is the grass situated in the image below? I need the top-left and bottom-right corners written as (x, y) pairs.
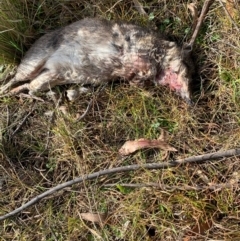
top-left (0, 0), bottom-right (240, 240)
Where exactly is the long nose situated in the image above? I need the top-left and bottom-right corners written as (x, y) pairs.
top-left (180, 88), bottom-right (193, 105)
top-left (184, 96), bottom-right (193, 105)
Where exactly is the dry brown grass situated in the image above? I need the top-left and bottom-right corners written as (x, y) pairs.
top-left (0, 0), bottom-right (240, 240)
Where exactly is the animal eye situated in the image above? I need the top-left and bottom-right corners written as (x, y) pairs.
top-left (112, 43), bottom-right (123, 52)
top-left (113, 32), bottom-right (119, 38)
top-left (125, 36), bottom-right (130, 42)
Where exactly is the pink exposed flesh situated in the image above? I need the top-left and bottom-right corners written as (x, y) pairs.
top-left (157, 68), bottom-right (182, 91)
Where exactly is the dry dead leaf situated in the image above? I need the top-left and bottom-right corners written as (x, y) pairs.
top-left (80, 212), bottom-right (108, 224)
top-left (158, 129), bottom-right (165, 141)
top-left (226, 0), bottom-right (238, 19)
top-left (184, 219), bottom-right (213, 239)
top-left (119, 138), bottom-right (177, 156)
top-left (58, 105), bottom-right (68, 115)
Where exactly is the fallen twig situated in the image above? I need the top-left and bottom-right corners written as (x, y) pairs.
top-left (75, 83), bottom-right (107, 122)
top-left (0, 148), bottom-right (240, 221)
top-left (75, 99), bottom-right (93, 122)
top-left (133, 0), bottom-right (147, 16)
top-left (188, 0), bottom-right (215, 47)
top-left (11, 104), bottom-right (36, 137)
top-left (103, 182), bottom-right (239, 191)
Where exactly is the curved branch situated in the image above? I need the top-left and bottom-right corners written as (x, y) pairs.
top-left (104, 182), bottom-right (239, 191)
top-left (0, 148), bottom-right (240, 221)
top-left (188, 0), bottom-right (215, 47)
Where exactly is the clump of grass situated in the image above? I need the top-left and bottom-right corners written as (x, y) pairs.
top-left (1, 0), bottom-right (240, 240)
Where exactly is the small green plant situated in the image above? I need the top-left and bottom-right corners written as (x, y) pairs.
top-left (116, 184), bottom-right (133, 194)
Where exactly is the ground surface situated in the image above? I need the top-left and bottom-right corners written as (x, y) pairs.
top-left (0, 0), bottom-right (240, 240)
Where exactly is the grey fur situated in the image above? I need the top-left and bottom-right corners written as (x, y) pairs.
top-left (0, 18), bottom-right (193, 102)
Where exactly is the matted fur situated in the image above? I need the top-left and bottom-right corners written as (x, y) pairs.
top-left (0, 18), bottom-right (193, 102)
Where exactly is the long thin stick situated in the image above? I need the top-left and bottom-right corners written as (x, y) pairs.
top-left (103, 182), bottom-right (239, 191)
top-left (0, 148), bottom-right (240, 221)
top-left (133, 0), bottom-right (147, 16)
top-left (189, 0), bottom-right (215, 47)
